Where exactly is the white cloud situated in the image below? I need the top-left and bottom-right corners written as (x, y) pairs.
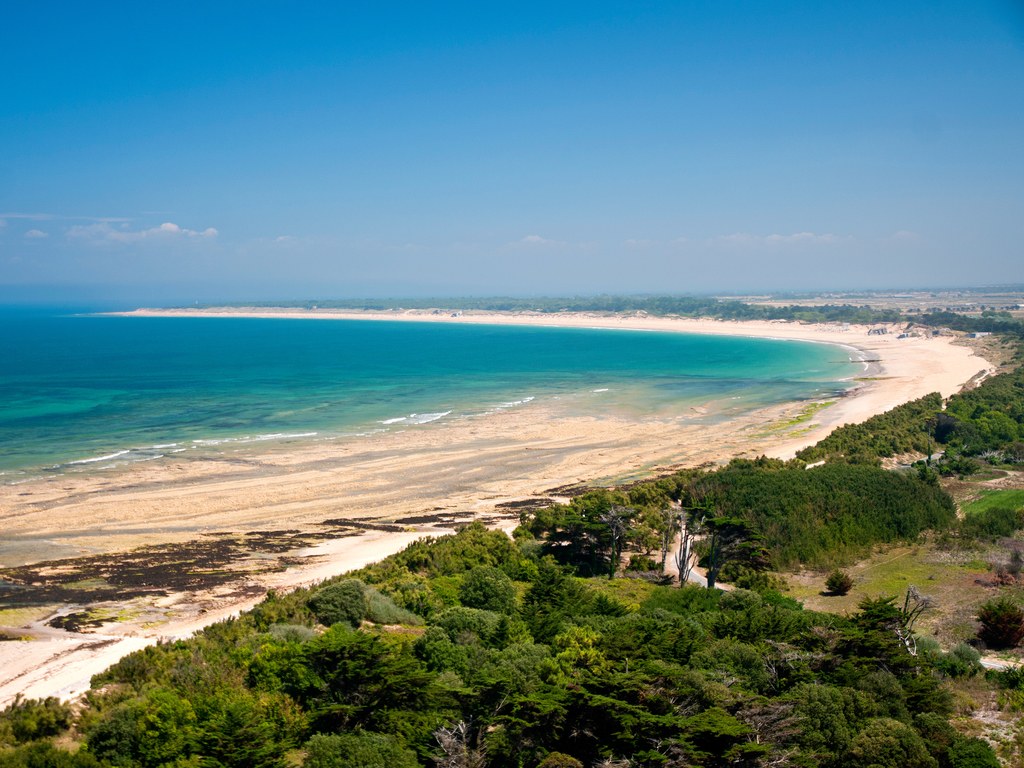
top-left (765, 232), bottom-right (840, 244)
top-left (712, 231), bottom-right (845, 246)
top-left (67, 221), bottom-right (218, 244)
top-left (24, 229), bottom-right (48, 239)
top-left (521, 234), bottom-right (556, 245)
top-left (516, 233), bottom-right (598, 250)
top-left (889, 230), bottom-right (921, 243)
top-left (624, 238), bottom-right (657, 249)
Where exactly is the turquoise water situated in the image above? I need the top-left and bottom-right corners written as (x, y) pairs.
top-left (0, 308), bottom-right (860, 479)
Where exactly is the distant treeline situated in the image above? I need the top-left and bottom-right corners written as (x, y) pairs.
top-left (919, 310), bottom-right (1024, 341)
top-left (197, 293), bottom-right (1024, 340)
top-left (211, 295), bottom-right (905, 325)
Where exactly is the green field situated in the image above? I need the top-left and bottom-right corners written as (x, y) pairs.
top-left (962, 489), bottom-right (1024, 516)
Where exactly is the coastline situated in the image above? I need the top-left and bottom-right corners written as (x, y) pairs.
top-left (0, 308), bottom-right (994, 704)
top-left (117, 306), bottom-right (992, 441)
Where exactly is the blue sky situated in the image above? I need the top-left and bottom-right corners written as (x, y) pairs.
top-left (1, 1), bottom-right (1022, 302)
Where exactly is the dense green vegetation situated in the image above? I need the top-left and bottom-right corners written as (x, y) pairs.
top-left (795, 394), bottom-right (944, 465)
top-left (943, 367), bottom-right (1024, 458)
top-left (791, 363), bottom-right (1024, 472)
top-left (0, 525), bottom-right (1001, 768)
top-left (963, 490), bottom-right (1024, 517)
top-left (526, 458), bottom-right (955, 571)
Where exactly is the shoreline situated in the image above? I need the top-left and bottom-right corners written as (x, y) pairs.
top-left (116, 306), bottom-right (990, 438)
top-left (0, 308), bottom-right (995, 704)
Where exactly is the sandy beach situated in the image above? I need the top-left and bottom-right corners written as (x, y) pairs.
top-left (0, 308), bottom-right (995, 705)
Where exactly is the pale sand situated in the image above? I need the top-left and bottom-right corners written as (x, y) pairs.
top-left (0, 308), bottom-right (995, 704)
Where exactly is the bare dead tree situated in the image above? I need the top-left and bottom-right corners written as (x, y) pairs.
top-left (897, 585), bottom-right (935, 656)
top-left (674, 507), bottom-right (706, 585)
top-left (434, 720), bottom-right (486, 768)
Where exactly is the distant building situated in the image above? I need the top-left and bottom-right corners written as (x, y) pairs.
top-left (868, 327), bottom-right (888, 335)
top-left (968, 332), bottom-right (992, 338)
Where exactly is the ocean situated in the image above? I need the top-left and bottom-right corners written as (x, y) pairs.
top-left (0, 308), bottom-right (861, 480)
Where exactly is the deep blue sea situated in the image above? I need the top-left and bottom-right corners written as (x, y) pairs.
top-left (0, 308), bottom-right (861, 480)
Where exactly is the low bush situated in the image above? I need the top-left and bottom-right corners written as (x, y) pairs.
top-left (308, 579), bottom-right (367, 628)
top-left (977, 597), bottom-right (1024, 649)
top-left (303, 731), bottom-right (419, 768)
top-left (825, 570), bottom-right (854, 595)
top-left (458, 565), bottom-right (518, 613)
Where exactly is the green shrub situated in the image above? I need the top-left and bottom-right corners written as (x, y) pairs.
top-left (842, 718), bottom-right (937, 768)
top-left (412, 626), bottom-right (470, 675)
top-left (0, 696), bottom-right (73, 744)
top-left (537, 753), bottom-right (584, 768)
top-left (303, 731), bottom-right (419, 768)
top-left (433, 606), bottom-right (502, 645)
top-left (86, 688), bottom-right (198, 767)
top-left (308, 579), bottom-right (367, 628)
top-left (947, 737), bottom-right (1001, 768)
top-left (939, 455), bottom-right (981, 478)
top-left (825, 570), bottom-right (854, 596)
top-left (458, 565), bottom-right (517, 613)
top-left (960, 506), bottom-right (1024, 540)
top-left (0, 741), bottom-right (102, 767)
top-left (268, 624), bottom-right (315, 643)
top-left (626, 554), bottom-right (659, 572)
top-left (934, 642), bottom-right (983, 678)
top-left (977, 597), bottom-right (1024, 649)
top-left (363, 586), bottom-right (422, 625)
top-left (589, 592), bottom-right (628, 617)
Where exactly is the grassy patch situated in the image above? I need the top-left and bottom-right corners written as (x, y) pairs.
top-left (0, 605), bottom-right (57, 627)
top-left (588, 576), bottom-right (658, 610)
top-left (756, 400), bottom-right (835, 436)
top-left (784, 543), bottom-right (998, 646)
top-left (962, 489), bottom-right (1024, 516)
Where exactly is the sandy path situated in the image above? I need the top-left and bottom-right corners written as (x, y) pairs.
top-left (0, 310), bottom-right (994, 703)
